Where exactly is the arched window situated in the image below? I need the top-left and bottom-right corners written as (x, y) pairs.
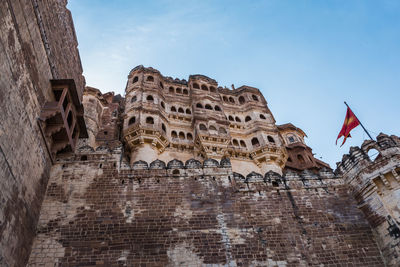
top-left (146, 116), bottom-right (154, 124)
top-left (193, 83), bottom-right (200, 89)
top-left (288, 157), bottom-right (292, 162)
top-left (205, 104), bottom-right (212, 110)
top-left (210, 86), bottom-right (216, 93)
top-left (171, 106), bottom-right (177, 112)
top-left (131, 95), bottom-right (137, 103)
top-left (368, 148), bottom-right (380, 161)
top-left (219, 127), bottom-right (227, 134)
top-left (251, 137), bottom-right (260, 147)
top-left (128, 117), bottom-right (136, 125)
top-left (245, 116), bottom-right (252, 122)
top-left (176, 88), bottom-right (182, 94)
top-left (187, 133), bottom-right (193, 140)
top-left (229, 97), bottom-right (235, 103)
top-left (214, 105), bottom-right (221, 111)
top-left (186, 108), bottom-right (191, 114)
top-left (297, 154), bottom-right (305, 163)
top-left (288, 135), bottom-right (296, 143)
top-left (169, 87), bottom-right (174, 93)
top-left (228, 116), bottom-right (234, 121)
top-left (199, 124), bottom-right (207, 131)
top-left (132, 76), bottom-right (138, 83)
top-left (160, 101), bottom-right (165, 109)
top-left (232, 139), bottom-right (239, 146)
top-left (201, 84), bottom-right (208, 91)
top-left (239, 96), bottom-right (245, 104)
top-left (260, 114), bottom-right (266, 120)
top-left (240, 140), bottom-right (246, 147)
top-left (267, 136), bottom-right (275, 143)
top-left (233, 139), bottom-right (239, 146)
top-left (171, 131), bottom-right (177, 138)
top-left (223, 96), bottom-right (228, 102)
top-left (146, 95), bottom-right (154, 102)
top-left (196, 103), bottom-right (203, 108)
top-left (183, 89), bottom-right (189, 95)
top-left (162, 123), bottom-right (166, 133)
top-left (235, 116), bottom-right (241, 122)
top-left (209, 125), bottom-right (217, 131)
top-left (160, 82), bottom-right (164, 89)
top-left (178, 107), bottom-right (184, 113)
top-left (179, 132), bottom-right (185, 140)
top-left (252, 95), bottom-right (259, 101)
top-left (147, 76), bottom-right (154, 82)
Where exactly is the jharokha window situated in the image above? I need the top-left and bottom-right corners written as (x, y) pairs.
top-left (38, 79), bottom-right (88, 160)
top-left (128, 117), bottom-right (136, 125)
top-left (199, 124), bottom-right (207, 131)
top-left (146, 116), bottom-right (154, 124)
top-left (267, 136), bottom-right (275, 143)
top-left (146, 95), bottom-right (154, 102)
top-left (251, 137), bottom-right (260, 147)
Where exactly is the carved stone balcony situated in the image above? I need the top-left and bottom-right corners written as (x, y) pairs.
top-left (39, 79), bottom-right (88, 159)
top-left (250, 145), bottom-right (287, 168)
top-left (123, 124), bottom-right (169, 153)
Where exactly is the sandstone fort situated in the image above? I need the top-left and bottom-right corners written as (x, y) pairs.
top-left (1, 1), bottom-right (400, 266)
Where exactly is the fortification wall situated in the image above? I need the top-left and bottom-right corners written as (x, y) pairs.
top-left (337, 133), bottom-right (400, 266)
top-left (28, 146), bottom-right (384, 266)
top-left (0, 1), bottom-right (84, 266)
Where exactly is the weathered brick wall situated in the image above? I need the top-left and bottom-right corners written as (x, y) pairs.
top-left (28, 149), bottom-right (384, 266)
top-left (0, 1), bottom-right (84, 266)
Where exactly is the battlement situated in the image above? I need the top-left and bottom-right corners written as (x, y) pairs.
top-left (58, 145), bottom-right (339, 193)
top-left (336, 133), bottom-right (400, 182)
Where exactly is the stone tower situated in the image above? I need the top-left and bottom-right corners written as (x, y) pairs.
top-left (122, 65), bottom-right (287, 175)
top-left (337, 133), bottom-right (400, 266)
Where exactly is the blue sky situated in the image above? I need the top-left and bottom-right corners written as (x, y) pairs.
top-left (68, 0), bottom-right (400, 168)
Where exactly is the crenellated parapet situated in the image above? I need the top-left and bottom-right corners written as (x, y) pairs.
top-left (336, 133), bottom-right (400, 266)
top-left (122, 158), bottom-right (340, 192)
top-left (62, 144), bottom-right (339, 193)
top-left (336, 133), bottom-right (400, 188)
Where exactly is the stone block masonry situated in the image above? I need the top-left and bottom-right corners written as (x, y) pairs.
top-left (0, 1), bottom-right (85, 266)
top-left (28, 147), bottom-right (384, 266)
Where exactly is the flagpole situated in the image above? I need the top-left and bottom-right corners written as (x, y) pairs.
top-left (344, 101), bottom-right (374, 141)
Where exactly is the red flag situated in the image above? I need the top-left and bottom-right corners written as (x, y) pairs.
top-left (336, 107), bottom-right (360, 146)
